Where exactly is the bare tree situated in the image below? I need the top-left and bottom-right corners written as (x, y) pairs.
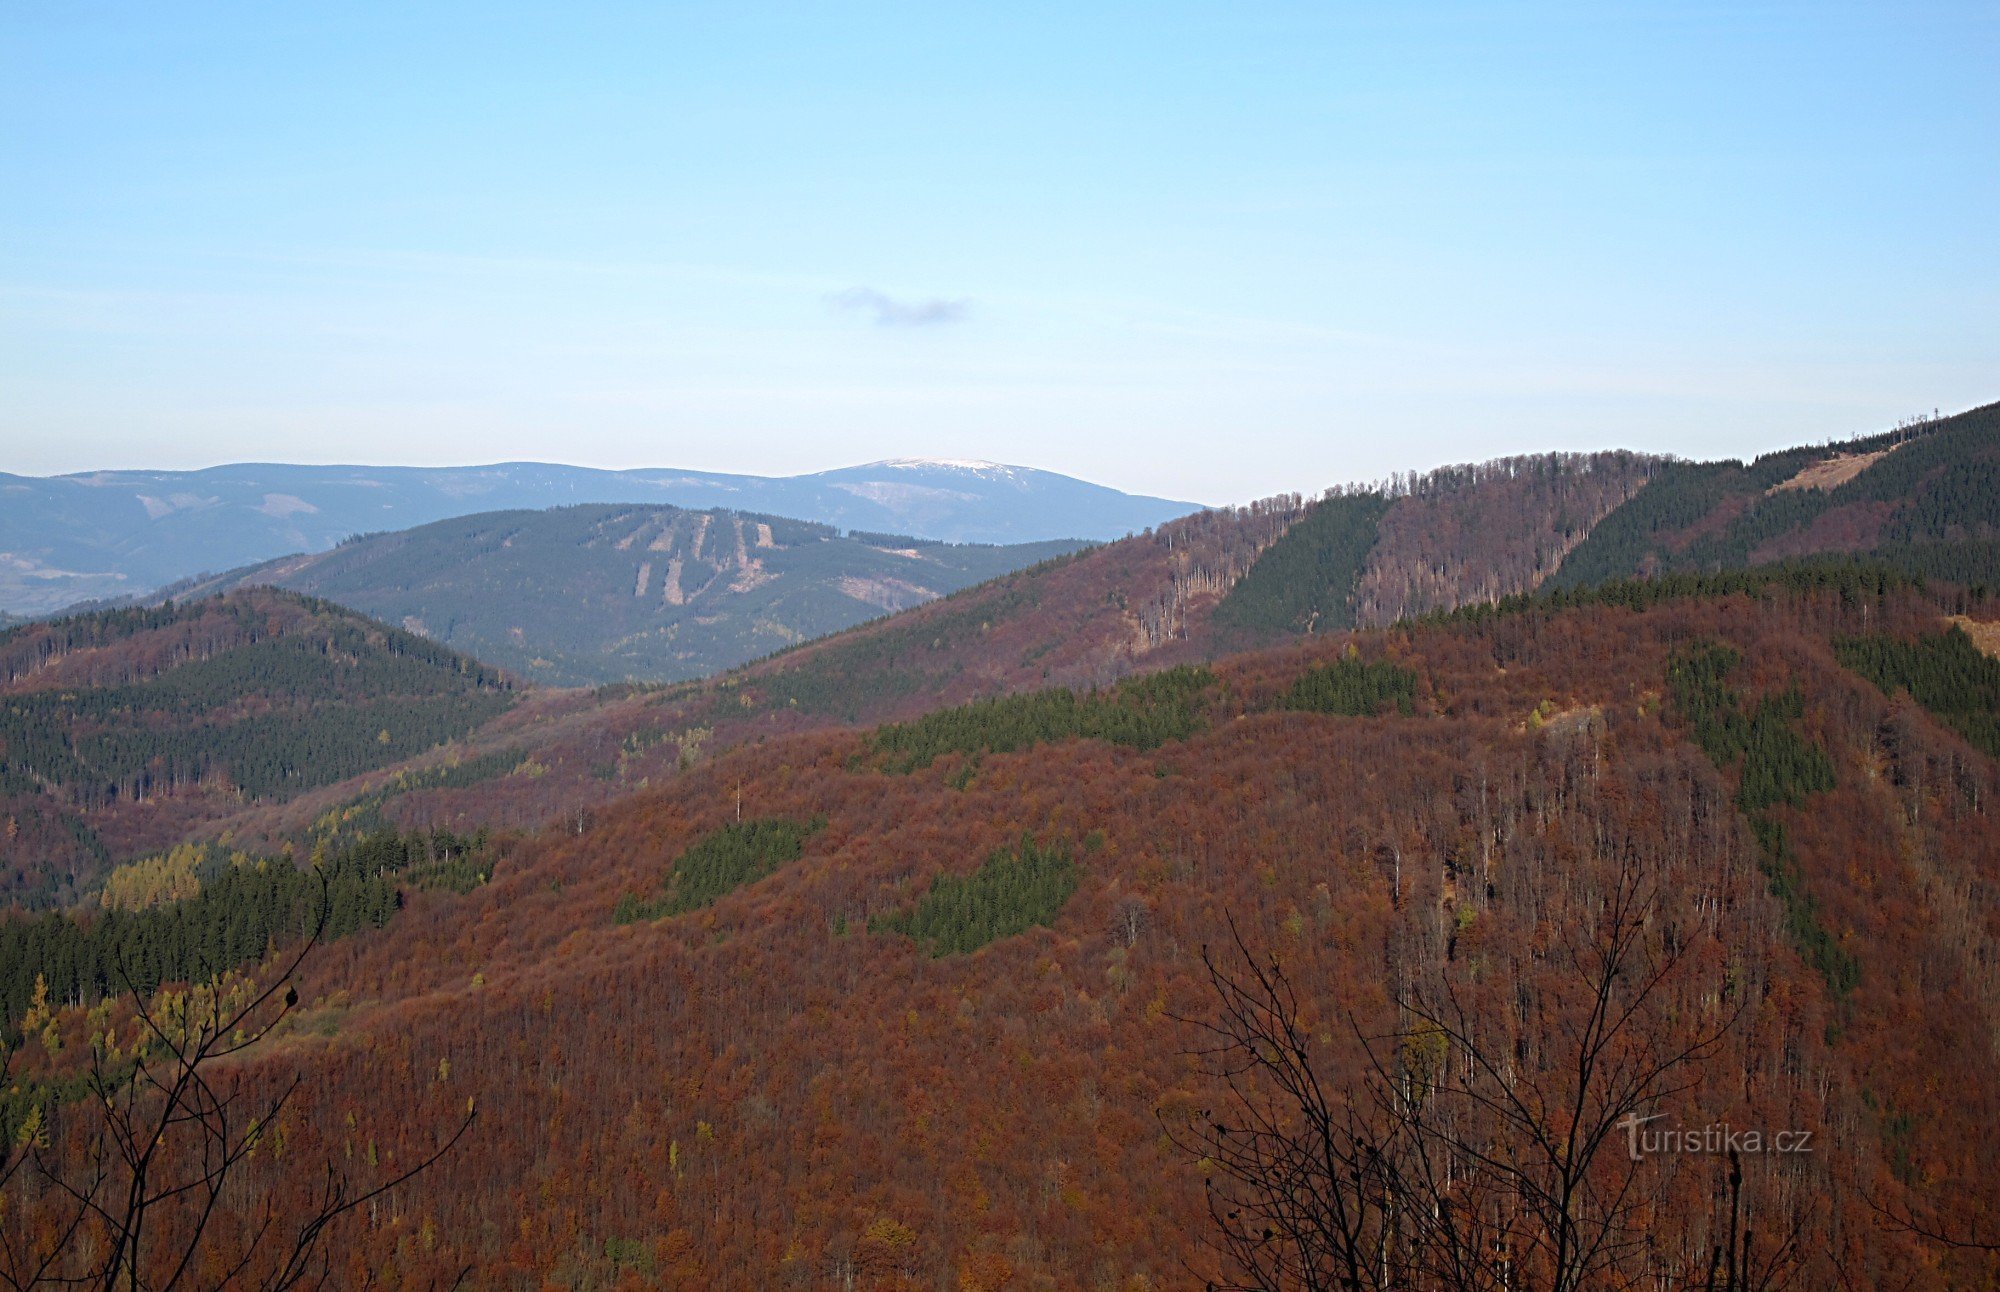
top-left (1166, 918), bottom-right (1412, 1292)
top-left (1173, 863), bottom-right (1782, 1291)
top-left (1111, 895), bottom-right (1151, 949)
top-left (0, 874), bottom-right (473, 1289)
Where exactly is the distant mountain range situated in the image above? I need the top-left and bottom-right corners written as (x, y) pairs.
top-left (168, 504), bottom-right (1086, 686)
top-left (0, 458), bottom-right (1198, 616)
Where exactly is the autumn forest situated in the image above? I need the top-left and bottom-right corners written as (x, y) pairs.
top-left (2, 407), bottom-right (1999, 1290)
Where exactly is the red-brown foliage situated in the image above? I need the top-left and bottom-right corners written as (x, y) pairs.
top-left (13, 587), bottom-right (1996, 1288)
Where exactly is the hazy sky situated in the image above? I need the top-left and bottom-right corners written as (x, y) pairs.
top-left (4, 2), bottom-right (1995, 506)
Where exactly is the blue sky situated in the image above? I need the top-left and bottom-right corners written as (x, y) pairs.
top-left (3, 2), bottom-right (1994, 505)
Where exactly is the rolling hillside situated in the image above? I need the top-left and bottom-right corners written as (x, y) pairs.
top-left (166, 504), bottom-right (1087, 686)
top-left (179, 405), bottom-right (2000, 861)
top-left (3, 407), bottom-right (2000, 1286)
top-left (0, 589), bottom-right (515, 906)
top-left (6, 570), bottom-right (1997, 1286)
top-left (0, 459), bottom-right (1195, 617)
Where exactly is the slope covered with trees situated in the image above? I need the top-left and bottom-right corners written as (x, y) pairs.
top-left (0, 826), bottom-right (490, 1035)
top-left (6, 574), bottom-right (1997, 1287)
top-left (186, 410), bottom-right (1992, 876)
top-left (1208, 403), bottom-right (1990, 647)
top-left (1350, 450), bottom-right (1656, 623)
top-left (1837, 624), bottom-right (2000, 758)
top-left (0, 590), bottom-right (513, 907)
top-left (1210, 490), bottom-right (1391, 635)
top-left (166, 503), bottom-right (1088, 686)
top-left (1552, 401), bottom-right (2000, 592)
top-left (1211, 452), bottom-right (1657, 638)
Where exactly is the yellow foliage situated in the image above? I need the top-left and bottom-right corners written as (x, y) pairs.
top-left (152, 969), bottom-right (260, 1050)
top-left (14, 1103), bottom-right (48, 1150)
top-left (1401, 1020), bottom-right (1449, 1092)
top-left (21, 973), bottom-right (51, 1033)
top-left (862, 1216), bottom-right (917, 1250)
top-left (99, 843), bottom-right (209, 911)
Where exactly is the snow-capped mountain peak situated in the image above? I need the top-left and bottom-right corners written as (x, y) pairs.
top-left (856, 458), bottom-right (1025, 479)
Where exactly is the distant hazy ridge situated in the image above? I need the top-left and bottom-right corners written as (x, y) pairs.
top-left (170, 503), bottom-right (1087, 686)
top-left (0, 458), bottom-right (1197, 616)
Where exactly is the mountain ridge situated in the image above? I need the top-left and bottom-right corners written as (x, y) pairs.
top-left (153, 402), bottom-right (2000, 865)
top-left (0, 458), bottom-right (1199, 616)
top-left (156, 503), bottom-right (1088, 686)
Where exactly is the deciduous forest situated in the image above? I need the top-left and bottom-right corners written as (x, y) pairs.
top-left (2, 408), bottom-right (1997, 1288)
top-left (5, 570), bottom-right (1997, 1287)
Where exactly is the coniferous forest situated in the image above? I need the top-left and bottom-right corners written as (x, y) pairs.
top-left (0, 590), bottom-right (513, 907)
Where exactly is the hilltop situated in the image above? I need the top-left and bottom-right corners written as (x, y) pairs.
top-left (162, 503), bottom-right (1087, 686)
top-left (0, 589), bottom-right (514, 906)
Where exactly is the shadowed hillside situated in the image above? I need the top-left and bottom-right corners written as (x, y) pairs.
top-left (166, 503), bottom-right (1088, 686)
top-left (0, 590), bottom-right (514, 906)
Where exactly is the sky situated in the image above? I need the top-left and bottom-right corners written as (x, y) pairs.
top-left (3, 2), bottom-right (1995, 507)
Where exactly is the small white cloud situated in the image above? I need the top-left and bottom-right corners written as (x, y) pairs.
top-left (829, 287), bottom-right (969, 328)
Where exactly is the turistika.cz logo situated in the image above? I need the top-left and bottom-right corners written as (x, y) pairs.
top-left (1618, 1113), bottom-right (1815, 1162)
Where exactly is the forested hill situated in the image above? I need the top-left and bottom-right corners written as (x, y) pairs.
top-left (8, 570), bottom-right (1997, 1285)
top-left (1549, 399), bottom-right (2000, 591)
top-left (0, 589), bottom-right (514, 906)
top-left (3, 416), bottom-right (1998, 1284)
top-left (163, 504), bottom-right (1088, 686)
top-left (189, 405), bottom-right (1997, 859)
